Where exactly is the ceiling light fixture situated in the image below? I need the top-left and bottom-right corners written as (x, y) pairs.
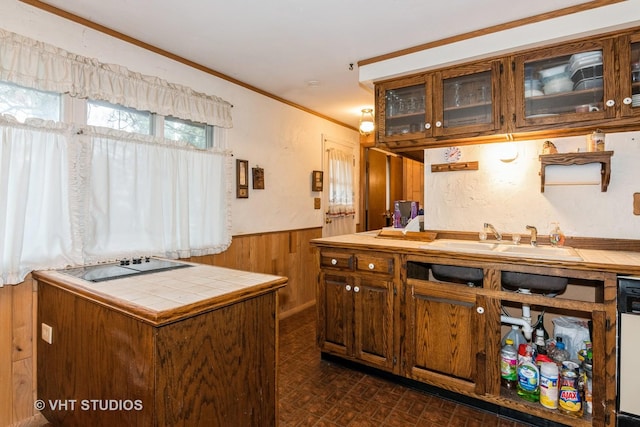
top-left (359, 108), bottom-right (374, 136)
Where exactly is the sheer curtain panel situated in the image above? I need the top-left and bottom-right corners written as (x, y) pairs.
top-left (326, 148), bottom-right (355, 217)
top-left (0, 116), bottom-right (80, 285)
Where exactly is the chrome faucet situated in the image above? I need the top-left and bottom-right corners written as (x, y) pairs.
top-left (526, 225), bottom-right (538, 246)
top-left (484, 223), bottom-right (502, 241)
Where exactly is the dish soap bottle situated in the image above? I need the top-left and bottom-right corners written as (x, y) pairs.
top-left (549, 222), bottom-right (565, 247)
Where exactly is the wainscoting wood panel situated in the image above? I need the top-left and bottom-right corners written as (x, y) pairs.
top-left (188, 227), bottom-right (321, 317)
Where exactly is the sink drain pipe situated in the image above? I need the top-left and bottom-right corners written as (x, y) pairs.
top-left (501, 290), bottom-right (533, 340)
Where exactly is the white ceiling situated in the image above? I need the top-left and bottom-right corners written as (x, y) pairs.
top-left (41, 0), bottom-right (593, 129)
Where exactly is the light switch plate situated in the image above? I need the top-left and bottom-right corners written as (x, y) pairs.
top-left (634, 193), bottom-right (640, 216)
top-left (314, 198), bottom-right (321, 209)
top-left (41, 323), bottom-right (53, 344)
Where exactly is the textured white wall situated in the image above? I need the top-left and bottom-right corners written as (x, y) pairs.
top-left (0, 1), bottom-right (359, 236)
top-left (425, 131), bottom-right (640, 239)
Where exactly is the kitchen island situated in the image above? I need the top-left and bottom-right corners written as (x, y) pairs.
top-left (33, 260), bottom-right (287, 427)
top-left (311, 230), bottom-right (640, 427)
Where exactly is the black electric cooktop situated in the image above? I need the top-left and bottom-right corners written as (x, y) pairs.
top-left (59, 258), bottom-right (192, 282)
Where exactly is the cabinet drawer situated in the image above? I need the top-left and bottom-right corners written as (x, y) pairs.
top-left (356, 254), bottom-right (394, 275)
top-left (320, 252), bottom-right (354, 270)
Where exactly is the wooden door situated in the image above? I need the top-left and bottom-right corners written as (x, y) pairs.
top-left (317, 273), bottom-right (353, 356)
top-left (365, 149), bottom-right (404, 231)
top-left (353, 277), bottom-right (394, 370)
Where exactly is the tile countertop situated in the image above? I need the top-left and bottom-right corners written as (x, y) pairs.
top-left (33, 260), bottom-right (288, 326)
top-left (311, 231), bottom-right (640, 275)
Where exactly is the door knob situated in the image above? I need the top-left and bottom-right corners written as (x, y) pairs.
top-left (325, 218), bottom-right (332, 224)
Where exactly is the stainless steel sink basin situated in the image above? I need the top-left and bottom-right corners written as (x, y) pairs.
top-left (501, 271), bottom-right (568, 292)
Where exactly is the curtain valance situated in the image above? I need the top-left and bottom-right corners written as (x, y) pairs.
top-left (0, 28), bottom-right (233, 128)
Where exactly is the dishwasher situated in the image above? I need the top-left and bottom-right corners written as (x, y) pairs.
top-left (618, 276), bottom-right (640, 426)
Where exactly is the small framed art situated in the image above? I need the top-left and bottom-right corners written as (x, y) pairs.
top-left (252, 167), bottom-right (265, 189)
top-left (312, 170), bottom-right (323, 192)
top-left (236, 159), bottom-right (249, 198)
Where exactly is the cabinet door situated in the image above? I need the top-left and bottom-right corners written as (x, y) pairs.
top-left (433, 60), bottom-right (503, 137)
top-left (513, 38), bottom-right (616, 129)
top-left (353, 277), bottom-right (394, 370)
top-left (405, 281), bottom-right (478, 389)
top-left (376, 75), bottom-right (432, 142)
top-left (317, 273), bottom-right (353, 356)
top-left (619, 32), bottom-right (640, 118)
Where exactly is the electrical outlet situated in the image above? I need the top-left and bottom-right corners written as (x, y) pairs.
top-left (41, 323), bottom-right (53, 344)
top-left (634, 193), bottom-right (640, 215)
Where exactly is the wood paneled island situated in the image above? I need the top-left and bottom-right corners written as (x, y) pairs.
top-left (33, 261), bottom-right (287, 427)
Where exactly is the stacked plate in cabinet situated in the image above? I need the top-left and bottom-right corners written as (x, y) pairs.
top-left (569, 51), bottom-right (603, 91)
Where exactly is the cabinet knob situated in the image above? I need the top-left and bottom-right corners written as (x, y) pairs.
top-left (623, 97), bottom-right (633, 105)
top-left (331, 258), bottom-right (338, 265)
top-left (606, 99), bottom-right (616, 107)
top-left (476, 306), bottom-right (485, 314)
top-left (345, 285), bottom-right (352, 292)
top-left (353, 286), bottom-right (360, 293)
top-left (368, 263), bottom-right (375, 270)
top-left (424, 122), bottom-right (431, 130)
top-left (435, 121), bottom-right (443, 128)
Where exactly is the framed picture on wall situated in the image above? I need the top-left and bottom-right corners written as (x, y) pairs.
top-left (312, 170), bottom-right (323, 191)
top-left (236, 159), bottom-right (249, 198)
top-left (252, 167), bottom-right (265, 189)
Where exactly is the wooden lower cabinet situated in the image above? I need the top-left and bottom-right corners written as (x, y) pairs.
top-left (317, 250), bottom-right (397, 372)
top-left (403, 281), bottom-right (481, 393)
top-left (315, 246), bottom-right (618, 427)
top-left (317, 272), bottom-right (395, 371)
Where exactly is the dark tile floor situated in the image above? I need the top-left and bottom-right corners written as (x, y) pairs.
top-left (278, 307), bottom-right (531, 427)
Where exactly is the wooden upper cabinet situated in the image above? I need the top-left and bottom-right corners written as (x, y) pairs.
top-left (376, 74), bottom-right (432, 142)
top-left (373, 26), bottom-right (640, 157)
top-left (618, 33), bottom-right (640, 118)
top-left (513, 38), bottom-right (616, 130)
top-left (433, 60), bottom-right (503, 137)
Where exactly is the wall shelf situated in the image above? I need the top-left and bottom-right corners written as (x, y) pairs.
top-left (539, 151), bottom-right (613, 193)
top-left (431, 161), bottom-right (479, 173)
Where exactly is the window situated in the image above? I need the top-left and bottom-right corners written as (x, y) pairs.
top-left (0, 81), bottom-right (61, 122)
top-left (164, 116), bottom-right (212, 149)
top-left (87, 100), bottom-right (152, 134)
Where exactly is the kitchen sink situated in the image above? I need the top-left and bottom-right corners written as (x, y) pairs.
top-left (495, 244), bottom-right (582, 261)
top-left (421, 239), bottom-right (498, 254)
top-left (421, 239), bottom-right (582, 262)
top-left (430, 264), bottom-right (484, 286)
top-left (501, 271), bottom-right (569, 292)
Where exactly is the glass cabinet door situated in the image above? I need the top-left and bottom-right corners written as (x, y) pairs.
top-left (433, 61), bottom-right (501, 137)
top-left (377, 76), bottom-right (431, 142)
top-left (514, 40), bottom-right (615, 127)
top-left (628, 40), bottom-right (640, 112)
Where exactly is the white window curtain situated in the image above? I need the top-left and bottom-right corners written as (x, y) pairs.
top-left (0, 116), bottom-right (81, 285)
top-left (82, 127), bottom-right (232, 263)
top-left (0, 29), bottom-right (234, 286)
top-left (327, 148), bottom-right (355, 217)
top-left (0, 28), bottom-right (233, 128)
top-left (0, 116), bottom-right (232, 285)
